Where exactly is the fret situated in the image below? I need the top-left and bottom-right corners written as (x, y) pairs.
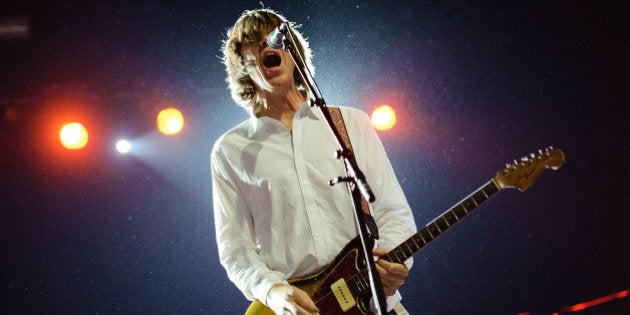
top-left (480, 187), bottom-right (489, 198)
top-left (406, 243), bottom-right (415, 259)
top-left (472, 190), bottom-right (487, 204)
top-left (435, 217), bottom-right (449, 232)
top-left (433, 222), bottom-right (442, 233)
top-left (390, 250), bottom-right (400, 264)
top-left (443, 211), bottom-right (457, 225)
top-left (397, 244), bottom-right (406, 260)
top-left (397, 244), bottom-right (407, 260)
top-left (452, 209), bottom-right (460, 220)
top-left (463, 199), bottom-right (475, 211)
top-left (410, 235), bottom-right (422, 250)
top-left (403, 245), bottom-right (415, 262)
top-left (418, 232), bottom-right (429, 245)
top-left (432, 224), bottom-right (440, 236)
top-left (442, 216), bottom-right (452, 227)
top-left (423, 228), bottom-right (434, 241)
top-left (406, 237), bottom-right (418, 254)
top-left (484, 181), bottom-right (500, 196)
top-left (453, 204), bottom-right (467, 218)
top-left (424, 227), bottom-right (433, 239)
top-left (427, 224), bottom-right (439, 238)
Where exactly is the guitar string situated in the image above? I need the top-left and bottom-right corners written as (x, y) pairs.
top-left (310, 183), bottom-right (497, 310)
top-left (312, 205), bottom-right (476, 302)
top-left (310, 228), bottom-right (437, 309)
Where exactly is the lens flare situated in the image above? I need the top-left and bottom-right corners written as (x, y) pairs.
top-left (157, 107), bottom-right (184, 135)
top-left (59, 122), bottom-right (88, 150)
top-left (371, 105), bottom-right (396, 131)
top-left (116, 139), bottom-right (132, 153)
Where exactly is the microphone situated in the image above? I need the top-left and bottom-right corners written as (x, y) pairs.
top-left (266, 22), bottom-right (288, 49)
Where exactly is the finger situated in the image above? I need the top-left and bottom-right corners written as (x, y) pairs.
top-left (283, 302), bottom-right (297, 315)
top-left (376, 259), bottom-right (409, 277)
top-left (375, 262), bottom-right (406, 295)
top-left (374, 263), bottom-right (400, 288)
top-left (294, 303), bottom-right (317, 315)
top-left (372, 247), bottom-right (387, 257)
top-left (291, 287), bottom-right (319, 313)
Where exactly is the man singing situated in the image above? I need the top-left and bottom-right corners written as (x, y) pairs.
top-left (212, 8), bottom-right (417, 315)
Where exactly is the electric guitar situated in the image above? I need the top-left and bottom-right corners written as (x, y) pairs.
top-left (246, 147), bottom-right (565, 315)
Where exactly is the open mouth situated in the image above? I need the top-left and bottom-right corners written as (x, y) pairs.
top-left (262, 52), bottom-right (281, 68)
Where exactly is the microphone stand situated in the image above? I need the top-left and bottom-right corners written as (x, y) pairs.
top-left (271, 22), bottom-right (388, 315)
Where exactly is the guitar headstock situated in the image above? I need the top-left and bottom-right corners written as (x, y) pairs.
top-left (494, 147), bottom-right (565, 192)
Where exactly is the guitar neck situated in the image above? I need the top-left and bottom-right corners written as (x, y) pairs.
top-left (384, 179), bottom-right (501, 264)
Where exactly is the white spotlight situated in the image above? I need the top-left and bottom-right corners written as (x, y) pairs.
top-left (116, 139), bottom-right (132, 154)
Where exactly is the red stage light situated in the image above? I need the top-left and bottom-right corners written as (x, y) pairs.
top-left (59, 122), bottom-right (89, 150)
top-left (566, 289), bottom-right (629, 312)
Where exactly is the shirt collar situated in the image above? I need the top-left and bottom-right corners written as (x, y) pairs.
top-left (296, 100), bottom-right (320, 120)
top-left (247, 100), bottom-right (320, 138)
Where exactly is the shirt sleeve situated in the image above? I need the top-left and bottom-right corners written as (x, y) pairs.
top-left (347, 109), bottom-right (418, 310)
top-left (346, 108), bottom-right (418, 260)
top-left (211, 146), bottom-right (286, 303)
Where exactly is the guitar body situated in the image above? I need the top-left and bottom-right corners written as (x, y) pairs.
top-left (246, 236), bottom-right (374, 315)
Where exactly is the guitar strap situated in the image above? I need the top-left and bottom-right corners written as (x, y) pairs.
top-left (329, 106), bottom-right (379, 240)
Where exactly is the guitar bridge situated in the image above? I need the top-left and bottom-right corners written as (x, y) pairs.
top-left (330, 278), bottom-right (357, 312)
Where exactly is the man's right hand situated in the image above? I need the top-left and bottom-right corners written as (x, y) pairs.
top-left (266, 283), bottom-right (320, 315)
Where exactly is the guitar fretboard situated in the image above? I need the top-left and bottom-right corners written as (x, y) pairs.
top-left (384, 180), bottom-right (501, 264)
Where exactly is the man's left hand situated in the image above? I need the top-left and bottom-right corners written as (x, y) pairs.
top-left (372, 247), bottom-right (409, 296)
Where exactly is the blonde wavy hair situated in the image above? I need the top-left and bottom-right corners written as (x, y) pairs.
top-left (222, 9), bottom-right (314, 117)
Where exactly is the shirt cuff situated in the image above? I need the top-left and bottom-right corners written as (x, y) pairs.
top-left (370, 290), bottom-right (402, 313)
top-left (254, 277), bottom-right (289, 306)
top-left (256, 280), bottom-right (289, 306)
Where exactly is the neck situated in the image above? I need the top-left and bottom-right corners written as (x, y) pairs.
top-left (259, 86), bottom-right (306, 131)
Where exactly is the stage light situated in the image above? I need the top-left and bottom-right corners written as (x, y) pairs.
top-left (157, 107), bottom-right (184, 135)
top-left (371, 104), bottom-right (397, 131)
top-left (116, 139), bottom-right (132, 154)
top-left (59, 122), bottom-right (88, 150)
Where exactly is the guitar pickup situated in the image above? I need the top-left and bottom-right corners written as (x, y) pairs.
top-left (330, 278), bottom-right (357, 312)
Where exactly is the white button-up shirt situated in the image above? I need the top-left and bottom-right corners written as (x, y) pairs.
top-left (211, 103), bottom-right (417, 307)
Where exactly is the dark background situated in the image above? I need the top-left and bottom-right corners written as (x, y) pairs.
top-left (1, 1), bottom-right (628, 314)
